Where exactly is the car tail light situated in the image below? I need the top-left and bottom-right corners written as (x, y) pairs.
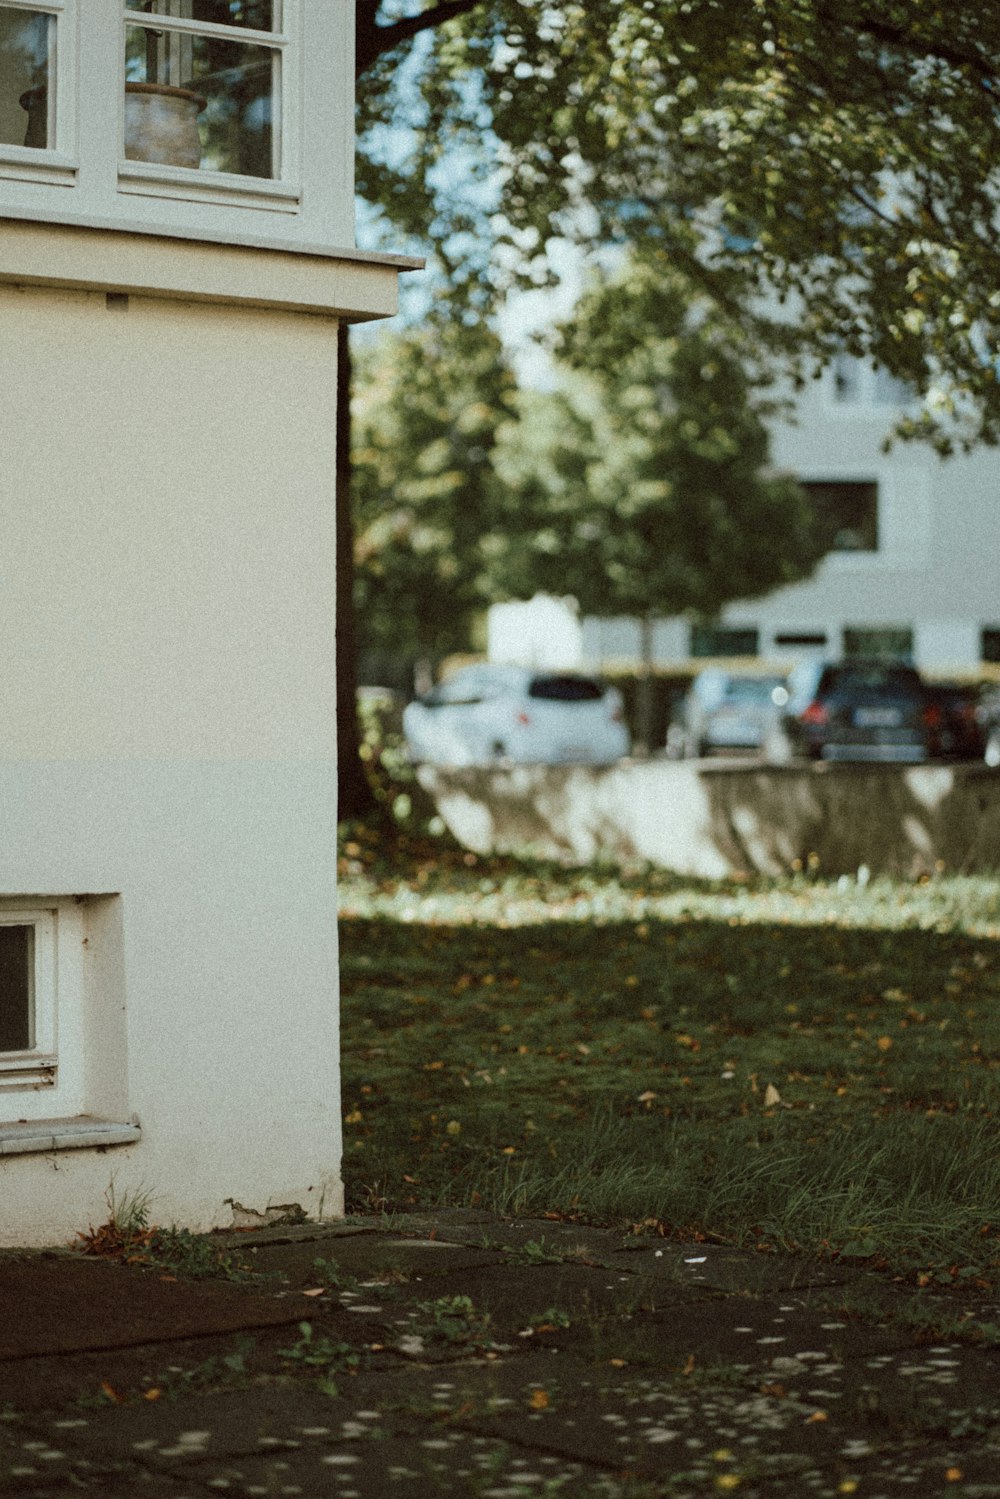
top-left (799, 700), bottom-right (829, 727)
top-left (922, 702), bottom-right (942, 729)
top-left (515, 710), bottom-right (531, 727)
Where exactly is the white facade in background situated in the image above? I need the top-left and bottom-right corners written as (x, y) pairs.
top-left (0, 3), bottom-right (412, 1245)
top-left (581, 358), bottom-right (1000, 675)
top-left (487, 594), bottom-right (583, 670)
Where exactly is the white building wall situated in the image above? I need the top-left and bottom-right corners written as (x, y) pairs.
top-left (0, 268), bottom-right (357, 1244)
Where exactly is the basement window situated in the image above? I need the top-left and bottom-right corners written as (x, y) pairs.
top-left (0, 900), bottom-right (90, 1122)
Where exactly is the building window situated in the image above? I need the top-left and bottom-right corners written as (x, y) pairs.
top-left (690, 625), bottom-right (759, 658)
top-left (982, 629), bottom-right (1000, 665)
top-left (0, 900), bottom-right (88, 1121)
top-left (0, 907), bottom-right (58, 1097)
top-left (802, 480), bottom-right (878, 553)
top-left (774, 632), bottom-right (827, 649)
top-left (0, 0), bottom-right (71, 172)
top-left (831, 354), bottom-right (911, 408)
top-left (123, 1), bottom-right (285, 183)
top-left (843, 626), bottom-right (913, 662)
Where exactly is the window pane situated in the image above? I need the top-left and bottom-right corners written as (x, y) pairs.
top-left (690, 625), bottom-right (759, 658)
top-left (802, 480), bottom-right (878, 553)
top-left (842, 627), bottom-right (914, 663)
top-left (0, 8), bottom-right (53, 149)
top-left (125, 2), bottom-right (276, 33)
top-left (0, 925), bottom-right (32, 1053)
top-left (126, 25), bottom-right (275, 176)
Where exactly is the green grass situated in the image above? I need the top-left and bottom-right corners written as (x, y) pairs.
top-left (339, 833), bottom-right (1000, 1282)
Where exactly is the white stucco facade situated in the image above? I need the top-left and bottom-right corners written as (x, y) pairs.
top-left (0, 6), bottom-right (411, 1245)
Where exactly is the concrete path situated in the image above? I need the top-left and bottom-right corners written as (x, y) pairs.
top-left (2, 1211), bottom-right (999, 1497)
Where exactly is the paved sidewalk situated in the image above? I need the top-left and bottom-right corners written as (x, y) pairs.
top-left (2, 1211), bottom-right (999, 1498)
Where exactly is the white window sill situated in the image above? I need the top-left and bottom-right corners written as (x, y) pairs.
top-left (0, 1115), bottom-right (141, 1156)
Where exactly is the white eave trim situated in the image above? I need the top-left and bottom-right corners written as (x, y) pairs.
top-left (0, 217), bottom-right (422, 320)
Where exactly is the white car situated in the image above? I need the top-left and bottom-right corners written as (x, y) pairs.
top-left (403, 665), bottom-right (631, 767)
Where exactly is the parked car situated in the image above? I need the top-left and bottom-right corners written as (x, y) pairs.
top-left (403, 664), bottom-right (631, 767)
top-left (666, 669), bottom-right (789, 758)
top-left (765, 660), bottom-right (938, 763)
top-left (922, 681), bottom-right (987, 762)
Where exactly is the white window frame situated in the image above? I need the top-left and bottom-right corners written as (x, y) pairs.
top-left (0, 0), bottom-right (77, 184)
top-left (0, 899), bottom-right (86, 1121)
top-left (118, 0), bottom-right (300, 211)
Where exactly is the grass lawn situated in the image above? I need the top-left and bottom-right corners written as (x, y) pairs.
top-left (339, 828), bottom-right (1000, 1286)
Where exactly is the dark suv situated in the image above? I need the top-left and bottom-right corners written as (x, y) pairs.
top-left (766, 660), bottom-right (937, 763)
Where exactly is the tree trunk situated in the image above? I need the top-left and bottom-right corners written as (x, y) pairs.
top-left (336, 321), bottom-right (376, 821)
top-left (636, 613), bottom-right (655, 758)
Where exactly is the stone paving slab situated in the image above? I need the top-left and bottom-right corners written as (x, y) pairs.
top-left (2, 1212), bottom-right (1000, 1498)
top-left (0, 1257), bottom-right (305, 1362)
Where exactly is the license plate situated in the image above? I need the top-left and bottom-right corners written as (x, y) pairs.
top-left (854, 707), bottom-right (902, 728)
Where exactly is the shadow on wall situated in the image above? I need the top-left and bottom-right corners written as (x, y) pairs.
top-left (416, 761), bottom-right (1000, 879)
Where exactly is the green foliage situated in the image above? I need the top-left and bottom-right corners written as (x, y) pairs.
top-left (352, 318), bottom-right (517, 669)
top-left (358, 1), bottom-right (1000, 452)
top-left (410, 1293), bottom-right (493, 1346)
top-left (490, 264), bottom-right (825, 622)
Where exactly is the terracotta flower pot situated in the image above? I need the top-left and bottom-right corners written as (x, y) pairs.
top-left (20, 82), bottom-right (206, 169)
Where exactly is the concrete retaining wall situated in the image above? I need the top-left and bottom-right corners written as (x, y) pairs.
top-left (417, 761), bottom-right (1000, 879)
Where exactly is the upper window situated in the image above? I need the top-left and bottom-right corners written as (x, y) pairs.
top-left (0, 2), bottom-right (355, 252)
top-left (831, 354), bottom-right (912, 409)
top-left (0, 0), bottom-right (72, 175)
top-left (122, 1), bottom-right (284, 182)
top-left (802, 479), bottom-right (879, 553)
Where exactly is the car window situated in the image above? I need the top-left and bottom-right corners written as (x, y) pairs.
top-left (528, 675), bottom-right (604, 702)
top-left (828, 666), bottom-right (922, 694)
top-left (722, 677), bottom-right (785, 705)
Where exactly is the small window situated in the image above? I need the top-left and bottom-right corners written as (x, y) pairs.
top-left (774, 632), bottom-right (827, 648)
top-left (802, 480), bottom-right (878, 553)
top-left (842, 627), bottom-right (914, 662)
top-left (982, 628), bottom-right (1000, 665)
top-left (0, 2), bottom-right (59, 151)
top-left (690, 625), bottom-right (759, 658)
top-left (0, 907), bottom-right (57, 1094)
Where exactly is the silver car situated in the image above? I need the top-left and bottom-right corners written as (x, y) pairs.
top-left (667, 669), bottom-right (788, 758)
top-left (403, 665), bottom-right (631, 767)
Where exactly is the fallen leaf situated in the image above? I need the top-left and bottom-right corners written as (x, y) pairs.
top-left (608, 1357), bottom-right (627, 1367)
top-left (945, 1470), bottom-right (964, 1484)
top-left (876, 1036), bottom-right (893, 1052)
top-left (805, 1410), bottom-right (827, 1423)
top-left (528, 1389), bottom-right (549, 1410)
top-left (302, 1287), bottom-right (326, 1297)
top-left (143, 1388), bottom-right (162, 1402)
top-left (100, 1381), bottom-right (123, 1404)
top-left (764, 1084), bottom-right (782, 1108)
top-left (682, 1354), bottom-right (696, 1375)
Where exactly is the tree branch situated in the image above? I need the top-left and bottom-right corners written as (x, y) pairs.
top-left (356, 0), bottom-right (483, 77)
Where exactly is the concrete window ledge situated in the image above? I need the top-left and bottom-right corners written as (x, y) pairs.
top-left (0, 1116), bottom-right (141, 1157)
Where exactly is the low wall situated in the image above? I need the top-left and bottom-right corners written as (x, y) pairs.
top-left (417, 760), bottom-right (1000, 879)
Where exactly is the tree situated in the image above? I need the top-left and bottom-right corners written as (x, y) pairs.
top-left (341, 0), bottom-right (1000, 813)
top-left (352, 317), bottom-right (517, 685)
top-left (489, 268), bottom-right (825, 748)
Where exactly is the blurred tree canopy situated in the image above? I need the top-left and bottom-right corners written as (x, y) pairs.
top-left (489, 268), bottom-right (822, 618)
top-left (358, 0), bottom-right (1000, 449)
top-left (341, 0), bottom-right (1000, 813)
top-left (352, 318), bottom-right (516, 676)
